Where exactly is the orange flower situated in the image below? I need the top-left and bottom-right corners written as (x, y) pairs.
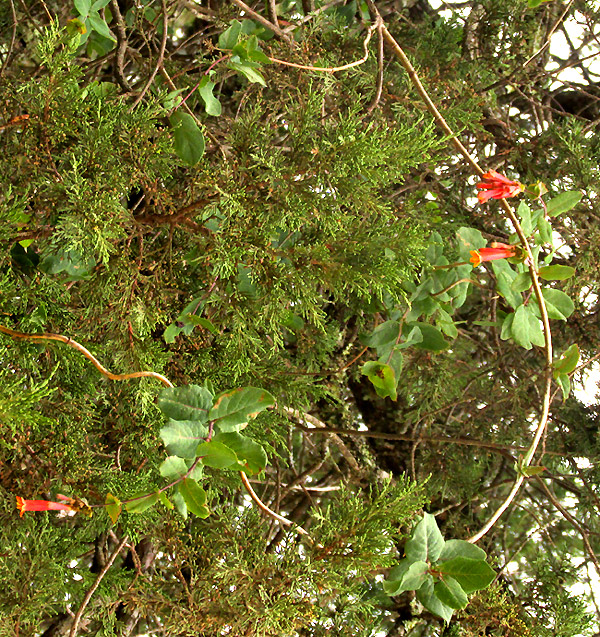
top-left (476, 170), bottom-right (524, 203)
top-left (16, 495), bottom-right (77, 517)
top-left (470, 242), bottom-right (517, 267)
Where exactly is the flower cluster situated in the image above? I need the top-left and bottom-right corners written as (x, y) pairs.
top-left (16, 495), bottom-right (78, 517)
top-left (476, 170), bottom-right (524, 203)
top-left (470, 242), bottom-right (517, 267)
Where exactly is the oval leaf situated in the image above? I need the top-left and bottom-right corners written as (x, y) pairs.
top-left (179, 478), bottom-right (210, 518)
top-left (213, 432), bottom-right (267, 474)
top-left (169, 111), bottom-right (205, 166)
top-left (539, 265), bottom-right (576, 281)
top-left (553, 343), bottom-right (580, 375)
top-left (196, 440), bottom-right (239, 468)
top-left (158, 385), bottom-right (213, 423)
top-left (541, 288), bottom-right (574, 320)
top-left (434, 576), bottom-right (468, 610)
top-left (405, 512), bottom-right (445, 563)
top-left (105, 493), bottom-right (121, 525)
top-left (160, 421), bottom-right (209, 459)
top-left (361, 361), bottom-right (398, 401)
top-left (125, 491), bottom-right (159, 514)
top-left (209, 387), bottom-right (275, 433)
top-left (436, 557), bottom-right (496, 593)
top-left (546, 191), bottom-right (582, 217)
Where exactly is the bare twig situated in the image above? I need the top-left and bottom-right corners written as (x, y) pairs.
top-left (0, 0), bottom-right (17, 79)
top-left (283, 406), bottom-right (361, 472)
top-left (535, 477), bottom-right (600, 579)
top-left (239, 471), bottom-right (321, 545)
top-left (365, 22), bottom-right (384, 116)
top-left (109, 0), bottom-right (132, 91)
top-left (230, 0), bottom-right (293, 45)
top-left (521, 0), bottom-right (575, 69)
top-left (131, 0), bottom-right (169, 108)
top-left (68, 536), bottom-right (129, 637)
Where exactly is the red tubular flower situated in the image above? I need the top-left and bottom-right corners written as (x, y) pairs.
top-left (470, 242), bottom-right (517, 267)
top-left (476, 170), bottom-right (524, 203)
top-left (16, 495), bottom-right (77, 517)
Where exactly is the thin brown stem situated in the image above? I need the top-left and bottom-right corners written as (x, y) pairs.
top-left (131, 0), bottom-right (168, 108)
top-left (68, 536), bottom-right (129, 637)
top-left (230, 0), bottom-right (293, 44)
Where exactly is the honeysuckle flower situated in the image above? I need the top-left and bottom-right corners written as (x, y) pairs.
top-left (470, 242), bottom-right (517, 267)
top-left (16, 495), bottom-right (77, 517)
top-left (476, 170), bottom-right (524, 203)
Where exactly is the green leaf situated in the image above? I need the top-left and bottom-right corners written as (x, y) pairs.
top-left (557, 372), bottom-right (571, 400)
top-left (539, 265), bottom-right (576, 281)
top-left (521, 465), bottom-right (547, 477)
top-left (517, 201), bottom-right (533, 235)
top-left (361, 361), bottom-right (397, 401)
top-left (169, 111), bottom-right (205, 166)
top-left (437, 557), bottom-right (496, 593)
top-left (438, 539), bottom-right (487, 562)
top-left (157, 491), bottom-right (174, 509)
top-left (406, 323), bottom-right (448, 351)
top-left (546, 191), bottom-right (582, 217)
top-left (209, 387), bottom-right (275, 433)
top-left (229, 61), bottom-right (267, 86)
top-left (74, 0), bottom-right (92, 15)
top-left (182, 315), bottom-right (218, 334)
top-left (90, 0), bottom-right (111, 10)
top-left (416, 577), bottom-right (454, 624)
top-left (491, 259), bottom-right (522, 309)
top-left (212, 432), bottom-right (268, 474)
top-left (164, 323), bottom-right (182, 344)
top-left (125, 491), bottom-right (159, 514)
top-left (196, 440), bottom-right (239, 468)
top-left (537, 216), bottom-right (553, 244)
top-left (396, 560), bottom-right (429, 592)
top-left (434, 576), bottom-right (468, 610)
top-left (198, 76), bottom-right (222, 116)
top-left (218, 20), bottom-right (242, 49)
top-left (383, 558), bottom-right (414, 595)
top-left (39, 250), bottom-right (96, 280)
top-left (88, 12), bottom-right (116, 41)
top-left (158, 385), bottom-right (213, 423)
top-left (160, 421), bottom-right (209, 458)
top-left (405, 512), bottom-right (445, 563)
top-left (159, 455), bottom-right (189, 481)
top-left (500, 312), bottom-right (514, 340)
top-left (179, 479), bottom-right (210, 518)
top-left (105, 493), bottom-right (121, 525)
top-left (511, 304), bottom-right (533, 350)
top-left (363, 321), bottom-right (401, 357)
top-left (541, 288), bottom-right (574, 320)
top-left (456, 227), bottom-right (486, 261)
top-left (246, 35), bottom-right (271, 63)
top-left (554, 343), bottom-right (580, 375)
top-left (172, 491), bottom-right (187, 519)
top-left (511, 271), bottom-right (532, 293)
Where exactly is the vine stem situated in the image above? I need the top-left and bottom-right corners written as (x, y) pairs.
top-left (362, 1), bottom-right (554, 543)
top-left (240, 471), bottom-right (320, 545)
top-left (269, 22), bottom-right (378, 73)
top-left (0, 325), bottom-right (174, 388)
